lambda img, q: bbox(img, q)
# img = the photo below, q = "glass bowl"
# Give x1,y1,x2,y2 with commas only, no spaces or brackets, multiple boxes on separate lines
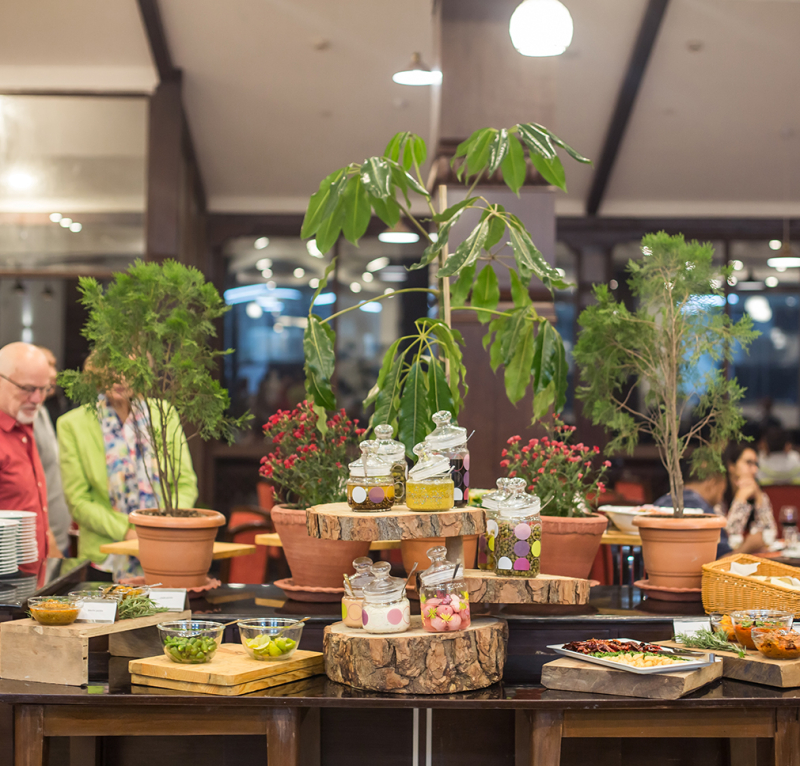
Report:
28,595,81,626
709,612,735,640
730,610,794,650
751,628,800,660
238,618,304,661
158,620,224,664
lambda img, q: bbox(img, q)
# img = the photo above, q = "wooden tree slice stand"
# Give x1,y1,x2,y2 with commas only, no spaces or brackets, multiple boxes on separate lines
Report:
324,616,506,694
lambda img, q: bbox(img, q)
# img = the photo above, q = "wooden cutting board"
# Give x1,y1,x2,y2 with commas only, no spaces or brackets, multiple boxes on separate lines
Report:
129,644,324,696
541,657,722,700
662,641,800,689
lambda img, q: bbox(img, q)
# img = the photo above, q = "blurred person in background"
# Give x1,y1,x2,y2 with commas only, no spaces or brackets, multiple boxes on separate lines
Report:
32,346,71,556
757,426,800,484
0,342,59,583
724,441,777,553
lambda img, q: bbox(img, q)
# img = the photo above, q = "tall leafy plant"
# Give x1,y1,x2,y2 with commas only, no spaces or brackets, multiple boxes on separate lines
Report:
301,123,591,454
573,232,758,516
60,259,252,515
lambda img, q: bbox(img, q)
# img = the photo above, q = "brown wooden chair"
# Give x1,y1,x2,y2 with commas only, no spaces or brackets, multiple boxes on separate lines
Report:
220,505,283,584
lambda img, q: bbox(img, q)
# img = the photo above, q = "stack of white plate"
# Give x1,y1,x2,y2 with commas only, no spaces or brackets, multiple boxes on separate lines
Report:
0,510,38,564
0,518,20,575
0,572,38,601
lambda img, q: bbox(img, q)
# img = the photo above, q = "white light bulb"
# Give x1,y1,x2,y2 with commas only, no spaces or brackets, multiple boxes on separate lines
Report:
309,278,320,288
5,170,36,191
254,237,269,250
245,302,263,319
267,280,277,289
769,240,782,251
509,0,574,57
366,257,391,272
256,258,272,270
731,260,744,271
384,288,395,295
378,231,419,244
362,272,374,283
49,213,62,223
306,240,323,258
261,268,273,278
69,222,82,233
293,267,305,278
350,282,362,294
765,276,779,288
59,218,73,228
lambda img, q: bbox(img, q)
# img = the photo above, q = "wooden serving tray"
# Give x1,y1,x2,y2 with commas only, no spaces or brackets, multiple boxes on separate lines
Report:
129,644,324,696
541,656,723,700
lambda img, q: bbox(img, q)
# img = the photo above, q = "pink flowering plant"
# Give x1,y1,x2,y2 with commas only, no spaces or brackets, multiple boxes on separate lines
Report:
499,418,610,517
260,400,366,509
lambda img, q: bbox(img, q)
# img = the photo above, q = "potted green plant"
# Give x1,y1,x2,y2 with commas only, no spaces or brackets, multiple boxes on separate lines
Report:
499,418,611,579
60,259,251,587
300,123,591,449
573,232,758,589
260,401,371,589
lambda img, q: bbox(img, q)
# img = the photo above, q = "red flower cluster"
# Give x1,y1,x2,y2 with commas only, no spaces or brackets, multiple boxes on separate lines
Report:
260,400,365,508
499,417,610,518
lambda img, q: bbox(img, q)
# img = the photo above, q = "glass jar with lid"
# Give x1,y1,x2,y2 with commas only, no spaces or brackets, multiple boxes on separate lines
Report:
424,411,470,507
361,561,410,634
494,479,541,577
373,424,407,506
346,441,394,512
477,478,512,570
419,546,471,633
341,556,374,628
405,443,454,512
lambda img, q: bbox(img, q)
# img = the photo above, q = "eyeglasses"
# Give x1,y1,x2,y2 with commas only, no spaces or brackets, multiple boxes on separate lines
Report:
0,374,50,398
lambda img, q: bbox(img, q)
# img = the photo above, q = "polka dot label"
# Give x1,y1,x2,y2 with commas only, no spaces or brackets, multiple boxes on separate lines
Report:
513,558,530,571
531,540,541,557
368,486,385,504
341,602,347,620
514,540,530,557
454,487,463,501
361,609,369,626
387,608,403,625
348,603,362,622
463,454,470,470
497,556,513,570
487,520,499,537
514,523,531,540
352,486,367,504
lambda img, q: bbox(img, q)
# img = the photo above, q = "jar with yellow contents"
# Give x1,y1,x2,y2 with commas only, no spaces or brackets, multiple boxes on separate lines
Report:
346,441,395,512
372,424,407,506
405,443,454,512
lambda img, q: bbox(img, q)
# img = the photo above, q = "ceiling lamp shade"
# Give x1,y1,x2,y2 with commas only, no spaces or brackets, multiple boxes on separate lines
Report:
378,220,420,244
392,53,442,86
509,0,574,57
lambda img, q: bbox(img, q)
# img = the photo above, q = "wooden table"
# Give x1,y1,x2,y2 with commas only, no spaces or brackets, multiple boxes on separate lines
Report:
600,530,643,585
98,540,256,560
254,532,401,551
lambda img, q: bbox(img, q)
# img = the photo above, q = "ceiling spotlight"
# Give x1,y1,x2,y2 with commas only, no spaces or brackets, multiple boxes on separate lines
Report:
366,256,390,272
731,260,744,271
509,0,574,57
362,272,374,283
769,240,782,251
350,282,363,294
261,268,273,278
254,236,270,250
293,267,305,278
59,218,73,228
309,278,320,289
765,276,779,288
378,221,419,244
256,258,272,271
69,222,82,233
245,301,263,319
306,239,323,258
5,170,37,191
49,213,62,223
392,52,442,86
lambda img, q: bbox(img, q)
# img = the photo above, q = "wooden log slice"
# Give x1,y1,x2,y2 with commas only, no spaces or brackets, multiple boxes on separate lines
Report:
306,502,486,541
464,570,591,604
324,616,507,694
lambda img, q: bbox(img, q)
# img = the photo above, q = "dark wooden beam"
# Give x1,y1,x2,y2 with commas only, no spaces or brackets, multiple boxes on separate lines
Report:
136,0,178,82
585,0,671,216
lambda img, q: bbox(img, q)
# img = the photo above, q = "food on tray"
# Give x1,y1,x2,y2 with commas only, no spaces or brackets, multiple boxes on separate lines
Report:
243,634,297,658
602,653,688,668
561,639,689,667
162,634,219,663
751,628,800,660
730,610,794,650
709,613,736,640
28,596,81,626
100,584,148,600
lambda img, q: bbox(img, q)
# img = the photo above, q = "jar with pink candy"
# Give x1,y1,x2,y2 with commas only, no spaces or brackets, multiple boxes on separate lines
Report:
419,546,471,633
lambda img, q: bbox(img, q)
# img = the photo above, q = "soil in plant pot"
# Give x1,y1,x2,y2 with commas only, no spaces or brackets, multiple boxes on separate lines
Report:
136,509,204,518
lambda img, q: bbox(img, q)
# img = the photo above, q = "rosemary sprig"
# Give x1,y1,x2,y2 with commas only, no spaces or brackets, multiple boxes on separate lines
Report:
117,595,169,620
674,629,747,658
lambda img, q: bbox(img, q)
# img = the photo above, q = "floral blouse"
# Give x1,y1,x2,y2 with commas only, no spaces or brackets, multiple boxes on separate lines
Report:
725,493,777,550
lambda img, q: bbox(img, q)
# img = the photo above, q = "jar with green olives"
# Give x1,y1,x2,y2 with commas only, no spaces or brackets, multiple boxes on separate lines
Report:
494,482,541,577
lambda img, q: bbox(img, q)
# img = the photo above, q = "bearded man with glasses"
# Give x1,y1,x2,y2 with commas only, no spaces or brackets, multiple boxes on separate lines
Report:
0,342,57,583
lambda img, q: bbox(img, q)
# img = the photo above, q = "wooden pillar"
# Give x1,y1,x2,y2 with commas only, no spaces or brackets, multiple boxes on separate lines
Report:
14,706,46,766
266,707,304,766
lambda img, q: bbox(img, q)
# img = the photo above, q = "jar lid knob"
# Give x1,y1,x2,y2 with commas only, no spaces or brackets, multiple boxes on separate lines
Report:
371,560,392,579
353,556,372,571
426,545,447,562
374,424,393,439
432,410,452,426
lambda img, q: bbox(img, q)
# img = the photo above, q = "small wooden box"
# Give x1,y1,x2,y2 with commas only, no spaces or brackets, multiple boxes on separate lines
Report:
0,610,190,687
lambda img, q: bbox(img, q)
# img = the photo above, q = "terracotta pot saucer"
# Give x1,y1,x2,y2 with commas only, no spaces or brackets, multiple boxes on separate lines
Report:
634,578,702,602
274,577,344,603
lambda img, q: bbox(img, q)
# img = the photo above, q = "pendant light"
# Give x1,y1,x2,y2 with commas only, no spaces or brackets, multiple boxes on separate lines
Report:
767,219,800,268
509,0,574,57
392,53,442,86
378,220,420,244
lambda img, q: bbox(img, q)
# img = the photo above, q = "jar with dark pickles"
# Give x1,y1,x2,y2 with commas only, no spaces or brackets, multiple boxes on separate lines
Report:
424,411,470,507
372,424,407,506
346,441,394,512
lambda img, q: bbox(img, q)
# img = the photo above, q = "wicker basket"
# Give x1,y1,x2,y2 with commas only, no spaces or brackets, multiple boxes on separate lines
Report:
702,554,800,615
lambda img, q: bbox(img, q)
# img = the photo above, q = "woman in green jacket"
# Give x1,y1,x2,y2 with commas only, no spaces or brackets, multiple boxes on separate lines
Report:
58,381,197,580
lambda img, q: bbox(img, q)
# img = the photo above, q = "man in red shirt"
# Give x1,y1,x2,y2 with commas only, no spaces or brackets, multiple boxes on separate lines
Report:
0,342,58,584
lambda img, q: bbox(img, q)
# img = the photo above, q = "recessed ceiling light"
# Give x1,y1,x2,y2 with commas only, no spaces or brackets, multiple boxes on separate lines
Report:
765,276,779,288
59,218,73,228
309,278,320,289
293,267,305,278
254,237,269,250
256,258,271,270
350,282,362,294
509,0,574,57
246,302,263,319
49,213,62,223
731,260,744,271
362,272,374,283
261,268,273,278
769,240,782,251
366,257,390,272
307,239,323,258
5,170,36,191
69,222,82,233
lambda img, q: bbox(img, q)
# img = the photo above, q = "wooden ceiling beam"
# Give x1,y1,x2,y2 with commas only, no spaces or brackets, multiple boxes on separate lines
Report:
136,0,178,82
585,0,671,216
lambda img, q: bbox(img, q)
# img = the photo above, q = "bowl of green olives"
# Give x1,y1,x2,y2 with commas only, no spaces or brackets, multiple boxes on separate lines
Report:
158,620,224,664
238,618,304,661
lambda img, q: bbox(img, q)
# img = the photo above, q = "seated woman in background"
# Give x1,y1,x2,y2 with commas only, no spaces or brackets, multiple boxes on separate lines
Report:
757,426,800,484
57,360,197,580
724,441,777,553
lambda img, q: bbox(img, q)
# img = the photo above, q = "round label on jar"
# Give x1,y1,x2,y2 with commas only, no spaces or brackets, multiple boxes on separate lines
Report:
487,519,499,537
352,486,367,504
497,556,513,570
514,540,530,557
531,540,541,557
387,607,403,625
513,558,530,571
514,523,532,540
368,486,385,504
453,487,463,501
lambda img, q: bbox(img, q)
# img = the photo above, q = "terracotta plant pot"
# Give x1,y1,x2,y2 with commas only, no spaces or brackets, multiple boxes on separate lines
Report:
129,509,226,588
271,505,370,588
400,535,478,576
633,513,726,589
539,514,609,580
